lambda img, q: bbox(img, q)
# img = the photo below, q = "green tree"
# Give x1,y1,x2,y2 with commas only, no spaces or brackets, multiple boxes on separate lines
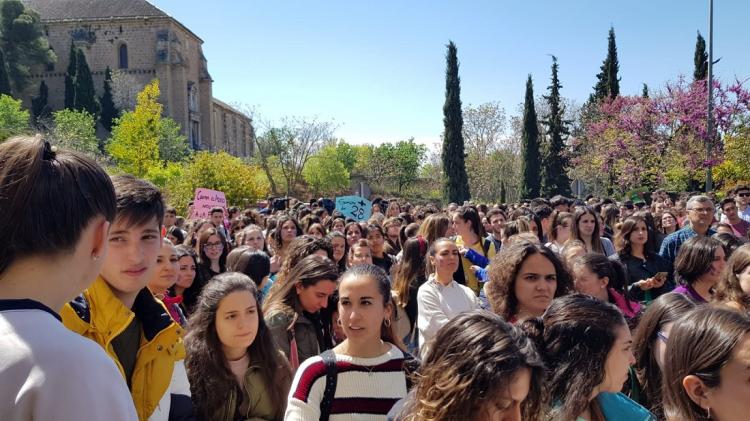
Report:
158,117,190,163
31,80,50,121
0,93,28,140
591,27,620,101
99,66,118,133
72,49,99,117
694,31,708,81
107,80,162,177
164,151,269,214
642,83,649,98
303,144,350,196
391,138,427,194
441,41,470,204
541,56,571,197
520,75,541,199
333,140,357,172
0,49,10,95
50,109,98,156
64,43,76,109
0,0,56,94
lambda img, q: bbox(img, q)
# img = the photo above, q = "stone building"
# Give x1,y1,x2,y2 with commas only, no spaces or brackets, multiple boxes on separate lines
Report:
21,0,253,158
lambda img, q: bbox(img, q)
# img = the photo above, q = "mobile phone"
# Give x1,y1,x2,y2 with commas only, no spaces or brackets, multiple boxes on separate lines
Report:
654,272,668,281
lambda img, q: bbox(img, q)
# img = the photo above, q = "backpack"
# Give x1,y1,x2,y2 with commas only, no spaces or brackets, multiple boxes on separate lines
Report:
318,349,420,421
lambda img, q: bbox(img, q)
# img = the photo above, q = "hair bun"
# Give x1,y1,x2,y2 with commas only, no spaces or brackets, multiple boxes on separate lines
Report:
42,141,57,161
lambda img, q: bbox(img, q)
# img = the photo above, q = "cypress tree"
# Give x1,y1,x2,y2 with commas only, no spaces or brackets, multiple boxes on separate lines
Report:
64,43,77,109
500,181,507,204
694,31,708,81
31,80,50,120
541,56,571,197
72,49,99,117
642,83,649,98
605,27,620,98
441,41,470,204
0,49,10,95
100,66,118,133
520,75,541,199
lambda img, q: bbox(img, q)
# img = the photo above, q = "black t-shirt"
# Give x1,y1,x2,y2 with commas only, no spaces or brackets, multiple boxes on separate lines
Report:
372,254,395,275
111,317,141,389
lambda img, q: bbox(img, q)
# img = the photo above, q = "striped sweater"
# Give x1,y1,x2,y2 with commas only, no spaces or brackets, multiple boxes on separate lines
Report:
285,345,408,420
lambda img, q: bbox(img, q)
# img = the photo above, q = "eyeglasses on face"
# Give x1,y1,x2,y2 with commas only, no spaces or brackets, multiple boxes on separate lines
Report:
205,241,224,249
689,207,713,214
738,192,750,197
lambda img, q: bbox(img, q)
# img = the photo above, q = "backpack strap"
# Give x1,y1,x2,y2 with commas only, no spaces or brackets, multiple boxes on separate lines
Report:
482,238,492,257
319,350,338,421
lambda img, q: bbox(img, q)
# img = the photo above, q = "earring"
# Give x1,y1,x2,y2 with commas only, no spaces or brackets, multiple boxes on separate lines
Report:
384,318,391,328
92,254,101,261
706,407,712,419
336,318,342,326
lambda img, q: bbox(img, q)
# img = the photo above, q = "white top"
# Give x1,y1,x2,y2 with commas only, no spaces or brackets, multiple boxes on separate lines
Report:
0,300,137,421
416,277,479,358
285,345,408,420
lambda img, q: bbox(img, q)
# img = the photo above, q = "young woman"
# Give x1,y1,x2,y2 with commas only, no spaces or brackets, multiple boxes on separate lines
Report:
286,264,411,420
631,293,696,419
263,255,339,370
187,219,215,251
344,221,366,248
561,239,587,264
241,224,269,254
147,239,186,326
391,236,428,352
197,227,228,284
545,210,572,253
662,306,750,421
383,217,403,255
306,223,326,239
0,137,136,420
386,201,402,218
395,311,544,421
522,294,654,421
452,206,496,295
570,207,616,256
270,216,302,272
272,236,333,287
417,238,478,358
226,246,273,301
172,245,197,311
367,224,396,275
328,231,347,273
166,225,185,247
655,210,680,236
416,213,451,246
348,239,373,268
600,204,620,240
485,241,572,324
329,217,346,234
614,216,674,303
673,236,726,303
713,243,750,312
185,273,292,420
571,254,641,321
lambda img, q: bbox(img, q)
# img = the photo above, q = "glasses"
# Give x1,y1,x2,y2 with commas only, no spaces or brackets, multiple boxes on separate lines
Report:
738,193,750,197
657,331,669,343
205,241,224,249
689,207,714,214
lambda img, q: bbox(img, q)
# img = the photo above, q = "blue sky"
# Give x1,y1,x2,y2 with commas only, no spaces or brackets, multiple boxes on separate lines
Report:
151,1,749,148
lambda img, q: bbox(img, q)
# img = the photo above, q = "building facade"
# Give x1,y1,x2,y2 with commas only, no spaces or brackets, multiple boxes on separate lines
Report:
21,0,253,158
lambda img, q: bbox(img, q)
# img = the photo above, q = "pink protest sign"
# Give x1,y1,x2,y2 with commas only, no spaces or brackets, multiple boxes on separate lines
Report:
190,188,227,219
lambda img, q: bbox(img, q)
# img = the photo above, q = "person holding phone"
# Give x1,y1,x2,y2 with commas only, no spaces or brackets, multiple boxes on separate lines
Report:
614,216,674,304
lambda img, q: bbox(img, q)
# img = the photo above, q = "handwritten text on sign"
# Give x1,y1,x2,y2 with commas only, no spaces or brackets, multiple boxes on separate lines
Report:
191,188,227,219
335,196,372,222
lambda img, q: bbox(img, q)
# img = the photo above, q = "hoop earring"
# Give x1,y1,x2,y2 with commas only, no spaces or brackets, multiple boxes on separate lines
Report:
384,318,391,328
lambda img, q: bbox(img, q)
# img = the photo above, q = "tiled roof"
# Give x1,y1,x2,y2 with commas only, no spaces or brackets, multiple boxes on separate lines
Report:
22,0,168,21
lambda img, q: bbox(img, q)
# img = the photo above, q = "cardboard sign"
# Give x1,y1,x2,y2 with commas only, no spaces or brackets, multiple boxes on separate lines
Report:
335,196,372,222
191,188,227,219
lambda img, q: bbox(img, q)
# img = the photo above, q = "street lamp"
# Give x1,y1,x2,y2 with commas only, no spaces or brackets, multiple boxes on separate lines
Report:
706,0,714,192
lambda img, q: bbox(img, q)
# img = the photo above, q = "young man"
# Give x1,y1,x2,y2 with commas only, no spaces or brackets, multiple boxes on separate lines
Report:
61,175,193,421
209,206,228,238
719,197,750,238
485,209,506,251
0,137,136,420
163,206,177,230
732,185,750,222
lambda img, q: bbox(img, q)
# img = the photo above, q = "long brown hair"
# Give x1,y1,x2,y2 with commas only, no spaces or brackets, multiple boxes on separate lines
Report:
184,272,292,419
663,306,750,421
198,227,228,271
713,243,750,310
263,254,339,319
417,213,451,246
400,311,544,421
273,235,333,287
631,293,696,419
392,236,427,308
570,207,604,254
615,215,655,257
485,241,572,321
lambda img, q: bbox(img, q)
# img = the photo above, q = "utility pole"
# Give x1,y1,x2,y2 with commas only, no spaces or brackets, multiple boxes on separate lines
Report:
706,0,714,192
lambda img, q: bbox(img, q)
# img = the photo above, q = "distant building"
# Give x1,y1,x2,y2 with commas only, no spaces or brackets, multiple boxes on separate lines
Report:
21,0,253,158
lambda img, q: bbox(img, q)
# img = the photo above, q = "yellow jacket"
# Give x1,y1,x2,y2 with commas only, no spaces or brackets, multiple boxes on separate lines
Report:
455,235,497,294
61,277,187,420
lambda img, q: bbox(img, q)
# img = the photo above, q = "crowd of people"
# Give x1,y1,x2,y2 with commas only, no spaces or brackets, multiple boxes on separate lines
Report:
3,135,750,420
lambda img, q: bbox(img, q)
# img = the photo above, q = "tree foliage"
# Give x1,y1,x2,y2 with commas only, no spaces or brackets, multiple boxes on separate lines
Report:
50,109,98,157
31,80,50,122
0,49,10,95
303,144,350,196
462,101,510,201
0,0,56,94
64,43,76,109
591,27,621,102
72,49,99,118
694,31,708,81
107,80,162,177
0,93,28,140
441,41,470,204
164,151,269,215
158,117,191,163
100,66,119,133
541,56,571,196
520,75,541,199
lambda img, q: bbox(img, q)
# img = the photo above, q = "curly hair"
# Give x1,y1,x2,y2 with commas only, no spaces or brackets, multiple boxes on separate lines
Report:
521,294,627,421
399,311,544,421
485,241,572,321
184,272,292,420
713,243,750,311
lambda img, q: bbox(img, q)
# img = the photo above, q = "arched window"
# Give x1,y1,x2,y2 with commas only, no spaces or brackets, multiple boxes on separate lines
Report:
118,44,128,69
